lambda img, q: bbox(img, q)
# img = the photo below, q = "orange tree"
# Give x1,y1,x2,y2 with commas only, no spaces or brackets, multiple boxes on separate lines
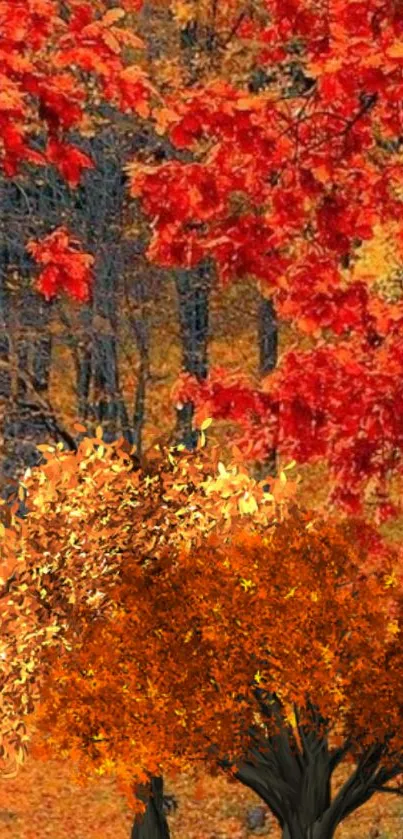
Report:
0,425,298,804
19,478,403,839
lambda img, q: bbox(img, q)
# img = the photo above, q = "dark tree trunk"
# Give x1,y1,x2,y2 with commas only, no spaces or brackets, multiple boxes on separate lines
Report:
253,294,278,485
0,244,12,401
281,822,336,839
217,693,403,839
0,282,55,514
73,128,133,445
173,259,212,450
130,313,149,460
0,157,80,515
130,776,170,839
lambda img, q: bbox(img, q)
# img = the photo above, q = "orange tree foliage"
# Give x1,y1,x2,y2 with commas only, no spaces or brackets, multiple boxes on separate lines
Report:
22,496,403,838
0,423,299,783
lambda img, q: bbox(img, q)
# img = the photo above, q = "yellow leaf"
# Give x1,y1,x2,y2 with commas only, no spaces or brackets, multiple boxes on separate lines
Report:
280,471,287,484
95,426,103,440
240,578,254,591
172,0,195,25
320,644,334,665
283,460,297,471
286,710,297,729
118,30,145,50
238,493,258,515
200,417,213,431
235,95,265,111
284,586,299,599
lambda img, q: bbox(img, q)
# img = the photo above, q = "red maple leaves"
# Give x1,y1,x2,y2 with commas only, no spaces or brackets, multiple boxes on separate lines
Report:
172,314,403,521
122,0,403,521
0,0,149,179
0,0,153,303
2,0,403,521
26,226,94,301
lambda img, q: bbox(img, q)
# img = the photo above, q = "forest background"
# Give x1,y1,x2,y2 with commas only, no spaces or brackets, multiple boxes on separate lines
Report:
1,0,403,837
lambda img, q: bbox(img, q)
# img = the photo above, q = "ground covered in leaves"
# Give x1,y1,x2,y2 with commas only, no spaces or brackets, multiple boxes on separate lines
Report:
0,747,402,839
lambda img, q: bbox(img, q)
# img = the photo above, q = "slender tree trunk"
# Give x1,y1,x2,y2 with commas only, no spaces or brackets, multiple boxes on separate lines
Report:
130,777,170,839
129,313,149,460
1,285,54,511
253,294,278,485
174,259,212,450
79,128,131,444
0,174,56,505
0,243,12,403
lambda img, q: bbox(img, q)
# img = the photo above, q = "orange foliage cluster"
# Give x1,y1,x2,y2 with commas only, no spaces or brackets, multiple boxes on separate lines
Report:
24,489,403,827
0,425,298,790
0,425,401,831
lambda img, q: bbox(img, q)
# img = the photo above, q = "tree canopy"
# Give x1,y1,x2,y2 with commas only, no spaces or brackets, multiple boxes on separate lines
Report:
22,494,403,838
0,425,297,780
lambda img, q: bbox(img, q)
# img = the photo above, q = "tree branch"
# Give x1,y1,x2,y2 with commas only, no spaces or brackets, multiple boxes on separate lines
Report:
377,785,403,795
0,359,77,452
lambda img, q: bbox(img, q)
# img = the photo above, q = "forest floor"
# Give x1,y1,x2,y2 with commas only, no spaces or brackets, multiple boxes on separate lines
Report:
0,734,402,839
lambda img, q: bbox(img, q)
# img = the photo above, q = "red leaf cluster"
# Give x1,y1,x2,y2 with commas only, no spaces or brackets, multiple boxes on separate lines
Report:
26,226,94,301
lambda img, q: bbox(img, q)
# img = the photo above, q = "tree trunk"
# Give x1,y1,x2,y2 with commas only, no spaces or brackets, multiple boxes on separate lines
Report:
0,172,56,504
130,776,170,839
76,128,132,445
253,294,278,485
280,819,337,839
0,283,54,515
174,259,212,450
